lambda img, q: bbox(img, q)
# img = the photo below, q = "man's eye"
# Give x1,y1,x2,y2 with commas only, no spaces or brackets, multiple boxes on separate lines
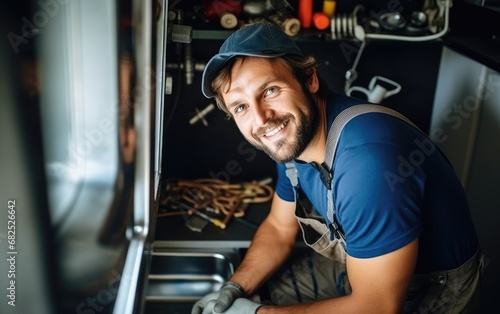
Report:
234,104,246,114
264,87,277,96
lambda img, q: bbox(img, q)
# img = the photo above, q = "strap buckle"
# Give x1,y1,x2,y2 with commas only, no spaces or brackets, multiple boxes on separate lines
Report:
329,221,346,249
318,162,332,189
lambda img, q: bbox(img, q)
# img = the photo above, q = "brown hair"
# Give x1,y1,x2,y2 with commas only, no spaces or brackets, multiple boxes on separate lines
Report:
211,54,331,118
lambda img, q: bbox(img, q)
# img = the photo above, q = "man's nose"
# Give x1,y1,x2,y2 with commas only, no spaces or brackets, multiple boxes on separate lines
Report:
251,101,272,126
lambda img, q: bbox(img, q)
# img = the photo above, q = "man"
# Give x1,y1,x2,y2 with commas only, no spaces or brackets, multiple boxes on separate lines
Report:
192,22,485,314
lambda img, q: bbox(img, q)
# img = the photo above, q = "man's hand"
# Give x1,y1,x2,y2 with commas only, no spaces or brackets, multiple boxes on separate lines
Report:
191,282,244,314
215,298,263,314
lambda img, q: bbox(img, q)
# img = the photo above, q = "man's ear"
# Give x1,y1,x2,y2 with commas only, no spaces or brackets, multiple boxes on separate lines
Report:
306,69,319,93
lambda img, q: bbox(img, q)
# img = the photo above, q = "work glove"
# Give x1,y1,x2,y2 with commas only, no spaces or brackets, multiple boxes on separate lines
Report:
214,298,263,314
191,281,244,314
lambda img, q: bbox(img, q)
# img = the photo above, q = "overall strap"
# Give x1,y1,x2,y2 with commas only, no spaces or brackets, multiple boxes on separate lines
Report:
285,162,299,195
323,104,419,172
322,104,421,247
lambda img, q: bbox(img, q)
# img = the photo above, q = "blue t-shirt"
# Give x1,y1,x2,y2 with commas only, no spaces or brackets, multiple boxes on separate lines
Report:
275,93,478,274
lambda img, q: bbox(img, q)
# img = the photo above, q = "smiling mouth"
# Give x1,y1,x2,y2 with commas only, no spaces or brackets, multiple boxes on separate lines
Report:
264,120,289,137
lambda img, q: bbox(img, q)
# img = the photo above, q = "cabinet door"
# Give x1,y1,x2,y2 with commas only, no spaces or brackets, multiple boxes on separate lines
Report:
430,47,487,185
462,65,500,312
430,46,500,313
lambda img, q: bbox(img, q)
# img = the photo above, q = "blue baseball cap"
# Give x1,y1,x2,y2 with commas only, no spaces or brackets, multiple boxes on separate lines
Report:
201,22,304,98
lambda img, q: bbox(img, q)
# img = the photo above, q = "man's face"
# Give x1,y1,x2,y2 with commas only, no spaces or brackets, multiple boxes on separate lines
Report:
221,57,317,163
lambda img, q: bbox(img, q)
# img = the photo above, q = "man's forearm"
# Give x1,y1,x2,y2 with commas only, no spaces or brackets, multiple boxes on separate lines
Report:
229,218,298,296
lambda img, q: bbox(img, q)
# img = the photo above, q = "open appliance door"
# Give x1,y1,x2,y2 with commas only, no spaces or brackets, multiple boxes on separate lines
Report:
0,0,168,313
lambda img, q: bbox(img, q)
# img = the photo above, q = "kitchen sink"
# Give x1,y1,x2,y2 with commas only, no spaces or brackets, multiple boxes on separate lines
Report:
145,251,236,304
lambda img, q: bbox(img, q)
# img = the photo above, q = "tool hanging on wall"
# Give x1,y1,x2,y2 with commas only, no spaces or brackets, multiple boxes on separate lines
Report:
189,103,215,126
159,178,274,231
346,76,402,104
341,5,367,95
328,5,368,95
343,38,365,95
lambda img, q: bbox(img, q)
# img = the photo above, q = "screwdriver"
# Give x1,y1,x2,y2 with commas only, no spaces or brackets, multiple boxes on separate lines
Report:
193,210,226,229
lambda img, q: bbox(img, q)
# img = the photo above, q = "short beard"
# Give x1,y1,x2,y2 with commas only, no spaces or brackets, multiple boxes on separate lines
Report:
250,86,319,163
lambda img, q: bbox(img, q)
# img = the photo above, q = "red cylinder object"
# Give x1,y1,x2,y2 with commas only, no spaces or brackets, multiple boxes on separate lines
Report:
313,12,330,30
204,0,242,21
298,0,313,29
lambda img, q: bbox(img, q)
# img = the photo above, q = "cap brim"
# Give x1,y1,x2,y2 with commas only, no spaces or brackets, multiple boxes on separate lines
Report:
201,51,286,98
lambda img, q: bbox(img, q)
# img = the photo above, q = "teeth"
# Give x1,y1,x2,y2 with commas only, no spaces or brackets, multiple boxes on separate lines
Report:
265,121,287,137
